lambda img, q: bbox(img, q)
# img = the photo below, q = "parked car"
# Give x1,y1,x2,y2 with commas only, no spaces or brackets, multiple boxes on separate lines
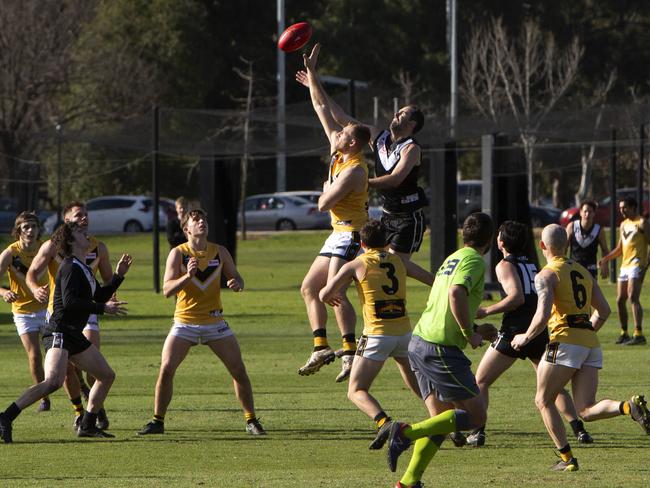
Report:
241,193,330,230
559,188,650,227
530,205,562,227
44,195,169,234
0,198,54,234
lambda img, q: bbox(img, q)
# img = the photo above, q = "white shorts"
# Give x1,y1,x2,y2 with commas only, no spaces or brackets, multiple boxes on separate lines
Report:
170,321,234,345
13,310,47,336
543,342,603,369
83,314,100,332
355,333,411,361
319,231,362,261
618,265,643,281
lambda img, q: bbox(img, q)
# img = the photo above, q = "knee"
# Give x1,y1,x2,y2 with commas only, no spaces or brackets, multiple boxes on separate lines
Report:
535,393,553,411
101,367,116,386
44,377,64,393
230,363,250,383
616,295,627,307
158,363,176,382
300,280,318,300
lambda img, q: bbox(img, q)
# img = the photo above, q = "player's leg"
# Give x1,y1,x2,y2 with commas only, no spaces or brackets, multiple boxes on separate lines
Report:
535,357,578,470
465,343,516,445
207,334,265,435
298,256,336,375
531,358,592,443
347,355,384,418
394,357,421,399
328,255,357,382
0,346,68,443
70,345,115,436
138,333,192,434
81,318,109,429
626,277,646,344
570,365,618,420
616,277,630,343
19,331,48,405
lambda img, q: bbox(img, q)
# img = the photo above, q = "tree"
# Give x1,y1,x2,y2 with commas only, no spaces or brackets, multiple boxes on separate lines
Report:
461,17,583,202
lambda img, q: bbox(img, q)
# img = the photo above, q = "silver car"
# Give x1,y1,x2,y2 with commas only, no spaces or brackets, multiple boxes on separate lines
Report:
242,193,330,230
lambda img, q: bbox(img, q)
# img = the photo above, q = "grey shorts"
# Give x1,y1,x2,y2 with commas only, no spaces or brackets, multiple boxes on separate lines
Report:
408,334,479,403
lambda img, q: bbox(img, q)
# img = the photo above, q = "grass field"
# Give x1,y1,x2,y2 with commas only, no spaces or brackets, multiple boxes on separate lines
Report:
0,231,649,487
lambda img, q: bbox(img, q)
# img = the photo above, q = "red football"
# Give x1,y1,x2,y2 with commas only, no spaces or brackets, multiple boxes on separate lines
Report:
278,22,312,52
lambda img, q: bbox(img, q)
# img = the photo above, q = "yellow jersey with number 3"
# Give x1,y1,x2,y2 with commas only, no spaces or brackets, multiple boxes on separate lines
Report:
545,256,598,348
354,249,410,336
174,242,224,325
328,151,369,232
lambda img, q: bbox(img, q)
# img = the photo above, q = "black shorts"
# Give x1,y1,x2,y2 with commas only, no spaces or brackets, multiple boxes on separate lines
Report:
43,329,92,357
492,330,549,361
381,209,426,254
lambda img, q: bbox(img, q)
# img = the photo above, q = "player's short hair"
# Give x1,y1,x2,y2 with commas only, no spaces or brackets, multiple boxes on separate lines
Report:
175,196,189,207
52,221,83,257
11,211,41,240
462,212,494,249
621,196,638,209
181,208,207,229
580,200,598,211
360,220,387,249
406,105,425,134
348,123,371,147
497,220,528,255
63,201,86,217
541,224,568,252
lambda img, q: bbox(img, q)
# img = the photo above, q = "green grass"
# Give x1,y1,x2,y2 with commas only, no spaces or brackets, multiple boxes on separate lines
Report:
0,231,649,487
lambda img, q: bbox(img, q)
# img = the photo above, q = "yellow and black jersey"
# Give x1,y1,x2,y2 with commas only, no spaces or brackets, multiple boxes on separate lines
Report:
5,241,47,314
47,235,102,313
621,217,648,268
354,249,410,336
545,256,598,348
328,151,369,232
174,242,224,325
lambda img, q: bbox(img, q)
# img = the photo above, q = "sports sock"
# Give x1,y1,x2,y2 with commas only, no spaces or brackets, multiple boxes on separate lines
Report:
559,443,573,462
80,410,97,430
313,329,329,351
404,409,470,440
4,402,22,422
400,435,444,486
633,328,643,335
569,419,584,435
342,333,356,354
244,412,256,423
153,414,165,424
374,411,390,429
620,327,628,334
70,396,84,416
620,401,631,415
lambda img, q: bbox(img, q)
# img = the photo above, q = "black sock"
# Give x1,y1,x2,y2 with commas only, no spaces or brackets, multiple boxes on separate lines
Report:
81,411,98,430
4,403,22,422
569,419,584,435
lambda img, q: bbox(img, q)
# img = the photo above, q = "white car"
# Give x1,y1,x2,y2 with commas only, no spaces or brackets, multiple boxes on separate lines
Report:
44,195,168,234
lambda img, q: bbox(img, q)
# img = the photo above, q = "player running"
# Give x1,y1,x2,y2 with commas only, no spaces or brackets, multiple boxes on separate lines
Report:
465,220,592,447
599,196,650,345
382,213,494,488
0,212,50,412
319,220,433,448
138,209,265,436
297,44,371,382
511,224,650,472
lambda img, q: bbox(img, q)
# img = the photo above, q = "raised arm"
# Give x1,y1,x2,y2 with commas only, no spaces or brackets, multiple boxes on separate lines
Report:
369,144,421,189
219,245,244,292
303,44,339,151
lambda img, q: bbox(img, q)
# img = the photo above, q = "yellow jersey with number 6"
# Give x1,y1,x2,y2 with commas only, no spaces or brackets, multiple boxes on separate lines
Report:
545,256,598,348
354,249,410,336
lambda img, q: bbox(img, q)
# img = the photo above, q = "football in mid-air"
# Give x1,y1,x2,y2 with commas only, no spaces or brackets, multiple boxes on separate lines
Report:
278,22,312,52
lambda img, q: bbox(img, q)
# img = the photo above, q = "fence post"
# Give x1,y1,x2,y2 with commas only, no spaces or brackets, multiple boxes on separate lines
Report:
152,105,160,293
609,129,617,283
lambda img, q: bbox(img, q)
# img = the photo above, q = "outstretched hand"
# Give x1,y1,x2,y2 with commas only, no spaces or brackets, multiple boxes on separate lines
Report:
116,254,133,277
302,43,320,72
295,70,308,87
105,300,128,316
